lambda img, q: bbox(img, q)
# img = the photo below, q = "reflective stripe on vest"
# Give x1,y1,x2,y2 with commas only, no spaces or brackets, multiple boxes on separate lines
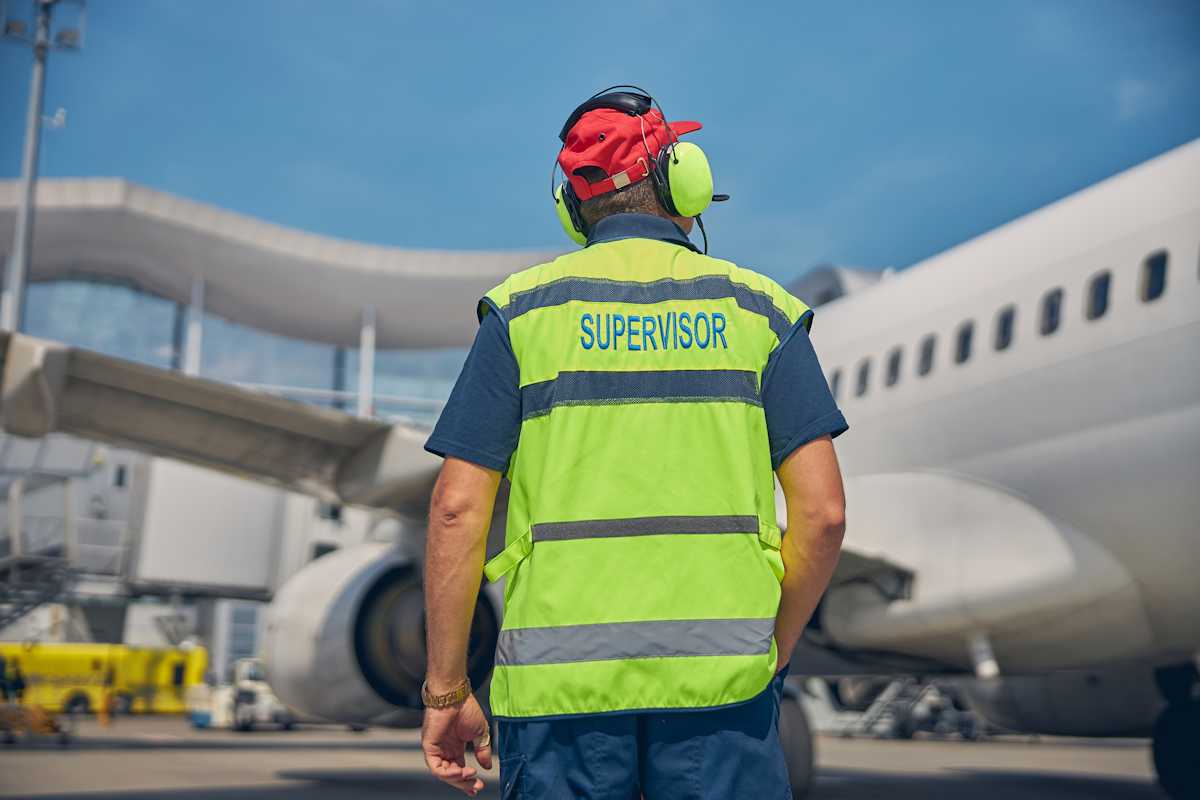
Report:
521,369,760,421
533,514,759,542
495,618,776,667
481,237,812,718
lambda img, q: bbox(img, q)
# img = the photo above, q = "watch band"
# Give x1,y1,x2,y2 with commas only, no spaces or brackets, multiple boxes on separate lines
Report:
421,678,471,710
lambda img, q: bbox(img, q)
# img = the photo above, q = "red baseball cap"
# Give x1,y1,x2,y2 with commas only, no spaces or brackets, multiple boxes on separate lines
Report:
558,106,703,201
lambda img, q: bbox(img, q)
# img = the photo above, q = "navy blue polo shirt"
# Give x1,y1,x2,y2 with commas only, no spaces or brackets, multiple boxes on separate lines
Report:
425,213,847,472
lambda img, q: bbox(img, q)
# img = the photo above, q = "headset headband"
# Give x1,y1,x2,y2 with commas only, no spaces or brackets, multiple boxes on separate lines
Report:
558,92,652,142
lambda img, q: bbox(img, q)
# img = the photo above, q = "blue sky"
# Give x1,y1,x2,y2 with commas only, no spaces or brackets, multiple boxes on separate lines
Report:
2,0,1199,283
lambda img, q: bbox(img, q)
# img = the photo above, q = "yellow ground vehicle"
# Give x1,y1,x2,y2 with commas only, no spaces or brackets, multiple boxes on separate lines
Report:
0,642,207,715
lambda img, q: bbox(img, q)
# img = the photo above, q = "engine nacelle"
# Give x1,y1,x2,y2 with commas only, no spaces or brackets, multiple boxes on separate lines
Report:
262,542,499,724
960,664,1164,737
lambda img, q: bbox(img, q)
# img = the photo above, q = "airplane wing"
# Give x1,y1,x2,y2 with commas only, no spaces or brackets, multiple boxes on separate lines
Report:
0,332,441,516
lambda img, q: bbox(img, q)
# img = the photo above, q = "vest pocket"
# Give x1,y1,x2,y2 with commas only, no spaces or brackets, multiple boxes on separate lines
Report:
483,529,533,583
758,521,785,582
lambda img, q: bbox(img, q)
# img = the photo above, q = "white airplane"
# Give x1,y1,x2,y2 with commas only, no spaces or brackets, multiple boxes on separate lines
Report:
2,138,1196,798
798,137,1199,796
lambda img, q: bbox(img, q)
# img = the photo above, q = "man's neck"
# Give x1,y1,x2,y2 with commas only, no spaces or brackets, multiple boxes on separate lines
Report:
585,213,698,252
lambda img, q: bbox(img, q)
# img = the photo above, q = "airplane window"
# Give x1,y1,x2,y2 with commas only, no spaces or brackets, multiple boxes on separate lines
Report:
855,359,871,397
828,369,842,400
994,305,1016,351
917,335,936,376
955,322,973,364
1041,288,1063,335
1087,271,1111,320
1140,250,1168,302
885,347,902,387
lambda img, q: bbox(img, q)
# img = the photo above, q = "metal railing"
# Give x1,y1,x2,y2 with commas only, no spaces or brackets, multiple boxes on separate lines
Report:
0,514,126,576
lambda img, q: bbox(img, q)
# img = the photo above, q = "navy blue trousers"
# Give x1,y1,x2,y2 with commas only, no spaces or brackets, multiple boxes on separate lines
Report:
496,669,791,799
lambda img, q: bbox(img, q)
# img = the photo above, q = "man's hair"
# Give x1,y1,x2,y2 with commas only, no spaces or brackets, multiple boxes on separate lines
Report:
575,167,663,227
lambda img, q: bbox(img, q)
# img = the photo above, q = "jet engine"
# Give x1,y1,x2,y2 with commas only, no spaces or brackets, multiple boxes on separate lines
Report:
261,542,499,724
960,664,1164,737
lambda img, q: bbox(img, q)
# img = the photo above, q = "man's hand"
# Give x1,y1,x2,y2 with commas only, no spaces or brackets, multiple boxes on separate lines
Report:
421,693,493,796
422,458,501,794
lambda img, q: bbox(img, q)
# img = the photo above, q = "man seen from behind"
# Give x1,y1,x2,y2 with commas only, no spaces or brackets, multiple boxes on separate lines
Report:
420,86,848,798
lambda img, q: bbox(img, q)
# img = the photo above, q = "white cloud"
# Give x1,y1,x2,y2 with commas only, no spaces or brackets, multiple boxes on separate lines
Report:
1114,78,1166,121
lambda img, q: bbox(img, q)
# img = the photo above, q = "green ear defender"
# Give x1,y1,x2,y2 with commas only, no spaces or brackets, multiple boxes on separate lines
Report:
552,140,715,246
554,183,588,246
656,141,714,218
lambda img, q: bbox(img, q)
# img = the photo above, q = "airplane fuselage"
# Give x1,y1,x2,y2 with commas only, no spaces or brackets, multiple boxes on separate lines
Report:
811,140,1200,672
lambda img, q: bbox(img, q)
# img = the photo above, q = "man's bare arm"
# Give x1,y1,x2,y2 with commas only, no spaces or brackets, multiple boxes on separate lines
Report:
773,434,846,669
424,457,502,692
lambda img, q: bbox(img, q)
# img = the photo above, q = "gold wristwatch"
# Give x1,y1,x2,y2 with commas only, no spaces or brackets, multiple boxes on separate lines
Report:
421,678,471,709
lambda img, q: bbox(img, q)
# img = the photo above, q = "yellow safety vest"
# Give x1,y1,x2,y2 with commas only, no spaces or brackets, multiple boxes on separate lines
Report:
481,236,812,718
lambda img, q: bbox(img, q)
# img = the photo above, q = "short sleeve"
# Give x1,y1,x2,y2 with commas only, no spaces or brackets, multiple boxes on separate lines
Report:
761,319,848,470
424,309,522,472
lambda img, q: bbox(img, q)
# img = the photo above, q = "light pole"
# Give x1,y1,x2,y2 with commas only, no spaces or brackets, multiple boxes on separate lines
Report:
1,0,85,332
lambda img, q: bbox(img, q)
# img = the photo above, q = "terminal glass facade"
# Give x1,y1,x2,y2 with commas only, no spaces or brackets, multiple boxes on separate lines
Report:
22,277,465,426
26,279,178,370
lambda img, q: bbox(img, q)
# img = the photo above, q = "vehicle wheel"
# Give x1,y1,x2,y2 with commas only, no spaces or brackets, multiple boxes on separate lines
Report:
64,695,91,716
891,711,917,740
347,723,368,733
233,703,254,732
959,716,979,741
778,688,816,799
1155,664,1198,706
1153,702,1200,800
113,693,134,715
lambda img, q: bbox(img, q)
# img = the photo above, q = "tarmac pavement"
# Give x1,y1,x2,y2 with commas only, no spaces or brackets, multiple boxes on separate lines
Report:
0,716,1161,799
